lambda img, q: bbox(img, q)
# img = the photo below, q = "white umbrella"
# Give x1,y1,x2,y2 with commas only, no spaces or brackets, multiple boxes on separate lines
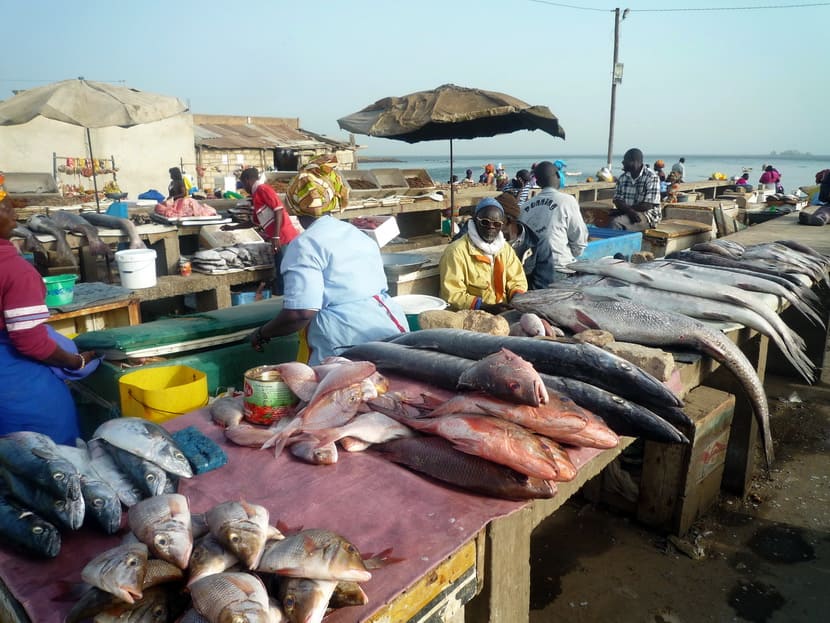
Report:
0,77,189,209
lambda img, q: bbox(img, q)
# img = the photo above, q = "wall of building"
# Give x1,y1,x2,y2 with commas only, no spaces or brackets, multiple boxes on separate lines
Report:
0,114,196,198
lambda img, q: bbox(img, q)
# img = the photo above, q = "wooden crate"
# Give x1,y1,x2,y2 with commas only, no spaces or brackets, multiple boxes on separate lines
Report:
637,385,735,536
641,219,715,257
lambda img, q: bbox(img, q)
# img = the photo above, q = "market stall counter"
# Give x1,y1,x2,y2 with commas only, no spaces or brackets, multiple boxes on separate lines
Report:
0,376,633,623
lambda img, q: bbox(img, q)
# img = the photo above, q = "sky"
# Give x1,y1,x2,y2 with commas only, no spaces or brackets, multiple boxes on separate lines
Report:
3,0,828,159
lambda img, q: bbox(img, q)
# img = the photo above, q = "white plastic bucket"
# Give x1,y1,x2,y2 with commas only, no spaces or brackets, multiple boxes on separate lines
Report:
116,249,158,289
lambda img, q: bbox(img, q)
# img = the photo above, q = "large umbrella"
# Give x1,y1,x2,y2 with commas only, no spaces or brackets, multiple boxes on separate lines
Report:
0,77,188,209
337,83,565,215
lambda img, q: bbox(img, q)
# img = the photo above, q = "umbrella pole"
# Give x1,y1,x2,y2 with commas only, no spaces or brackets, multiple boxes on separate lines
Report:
86,127,101,212
449,139,455,234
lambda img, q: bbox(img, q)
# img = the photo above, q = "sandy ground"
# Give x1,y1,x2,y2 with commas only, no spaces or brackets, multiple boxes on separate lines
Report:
528,375,830,623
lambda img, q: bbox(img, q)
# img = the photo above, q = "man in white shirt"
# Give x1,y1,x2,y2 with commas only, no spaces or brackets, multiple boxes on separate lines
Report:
518,161,588,281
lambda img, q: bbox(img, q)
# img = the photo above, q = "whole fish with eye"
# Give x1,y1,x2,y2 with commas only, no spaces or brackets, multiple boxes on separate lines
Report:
55,443,123,534
206,500,274,570
80,211,146,250
26,213,77,265
288,435,339,465
0,431,82,501
307,410,416,449
103,441,169,497
0,467,85,530
50,209,114,258
92,418,193,479
128,493,193,569
511,289,775,469
10,224,47,256
187,533,240,587
457,348,549,406
257,529,374,582
278,577,338,623
81,542,149,604
0,486,61,558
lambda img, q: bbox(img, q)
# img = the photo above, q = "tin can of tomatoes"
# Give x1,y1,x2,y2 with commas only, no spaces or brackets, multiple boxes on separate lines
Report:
242,366,298,425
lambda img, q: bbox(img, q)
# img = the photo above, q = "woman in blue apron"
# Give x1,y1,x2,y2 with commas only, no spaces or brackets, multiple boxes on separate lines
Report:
0,188,98,444
249,157,408,364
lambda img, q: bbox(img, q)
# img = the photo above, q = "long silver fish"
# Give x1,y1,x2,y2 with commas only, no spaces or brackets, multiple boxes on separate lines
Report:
0,431,82,501
512,289,775,468
93,418,193,479
84,438,145,507
80,211,146,250
11,225,48,256
26,213,77,265
0,467,85,530
104,442,169,497
50,209,113,258
128,493,193,569
56,443,122,534
0,489,61,558
742,242,828,285
666,249,812,290
560,273,815,383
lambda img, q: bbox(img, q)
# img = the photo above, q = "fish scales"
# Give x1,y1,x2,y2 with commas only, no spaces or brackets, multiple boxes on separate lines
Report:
257,529,371,582
0,431,82,501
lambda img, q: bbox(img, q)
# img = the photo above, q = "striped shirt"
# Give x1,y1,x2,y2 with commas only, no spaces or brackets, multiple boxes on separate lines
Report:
613,166,662,227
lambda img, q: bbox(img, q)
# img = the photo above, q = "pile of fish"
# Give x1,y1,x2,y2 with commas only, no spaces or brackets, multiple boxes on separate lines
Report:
510,238,829,470
0,419,193,558
64,494,391,623
192,243,274,273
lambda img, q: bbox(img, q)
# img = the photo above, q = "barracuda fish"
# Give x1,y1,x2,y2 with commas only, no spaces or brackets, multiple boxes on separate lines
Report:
104,442,169,498
55,443,122,535
0,487,61,558
26,214,77,265
385,329,683,413
643,259,824,328
511,289,775,468
93,418,193,479
50,209,113,258
666,250,812,290
0,431,82,501
190,572,272,623
80,211,146,250
741,242,828,285
81,542,149,604
558,273,816,383
691,240,744,258
0,467,85,530
206,500,272,570
10,224,47,256
372,436,558,500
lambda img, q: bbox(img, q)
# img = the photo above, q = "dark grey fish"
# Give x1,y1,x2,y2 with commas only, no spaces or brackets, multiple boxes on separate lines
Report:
80,211,145,250
0,489,61,558
512,289,774,469
666,250,809,289
387,329,683,412
55,443,122,534
0,468,84,530
26,213,77,265
0,431,82,501
93,418,193,479
10,225,47,255
373,436,558,500
50,209,113,258
104,442,168,497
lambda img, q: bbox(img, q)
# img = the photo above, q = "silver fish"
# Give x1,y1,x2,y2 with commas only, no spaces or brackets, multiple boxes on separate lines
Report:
0,431,82,501
84,438,145,507
188,533,239,586
278,577,337,623
209,396,245,428
128,494,193,569
288,435,339,465
104,442,169,497
80,211,146,250
309,411,416,448
0,488,61,558
206,500,270,569
93,418,193,479
55,443,122,534
0,467,85,530
512,289,775,468
50,209,113,258
81,542,149,604
26,213,77,265
257,529,372,582
190,572,271,623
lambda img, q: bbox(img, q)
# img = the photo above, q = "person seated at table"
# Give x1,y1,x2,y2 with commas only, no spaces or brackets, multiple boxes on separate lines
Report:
249,156,408,364
440,197,527,313
0,187,98,444
156,167,217,218
609,148,662,232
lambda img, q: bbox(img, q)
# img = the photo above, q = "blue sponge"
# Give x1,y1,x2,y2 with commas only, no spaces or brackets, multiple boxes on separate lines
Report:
172,426,228,474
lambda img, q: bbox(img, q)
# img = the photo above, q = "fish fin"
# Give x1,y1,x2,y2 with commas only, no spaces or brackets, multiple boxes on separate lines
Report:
302,535,321,555
603,277,632,288
239,499,255,517
276,519,303,536
363,547,404,569
30,448,55,461
266,525,285,540
574,310,602,330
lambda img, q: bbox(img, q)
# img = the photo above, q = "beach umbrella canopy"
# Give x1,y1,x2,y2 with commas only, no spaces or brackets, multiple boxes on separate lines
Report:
337,83,565,143
0,78,189,208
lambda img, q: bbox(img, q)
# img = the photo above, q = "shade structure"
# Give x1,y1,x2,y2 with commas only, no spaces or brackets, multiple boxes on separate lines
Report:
0,78,189,209
337,83,565,143
337,84,565,217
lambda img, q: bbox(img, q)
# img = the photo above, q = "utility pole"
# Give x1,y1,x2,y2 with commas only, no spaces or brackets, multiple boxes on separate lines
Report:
606,8,626,168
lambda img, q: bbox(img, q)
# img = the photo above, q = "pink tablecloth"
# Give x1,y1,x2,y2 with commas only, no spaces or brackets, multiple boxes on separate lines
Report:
0,377,607,622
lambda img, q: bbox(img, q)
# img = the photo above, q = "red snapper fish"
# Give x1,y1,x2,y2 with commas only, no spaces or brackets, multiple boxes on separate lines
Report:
456,348,549,406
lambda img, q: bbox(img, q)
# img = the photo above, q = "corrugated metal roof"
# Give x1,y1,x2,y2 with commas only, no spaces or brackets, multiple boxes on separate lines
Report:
193,115,349,150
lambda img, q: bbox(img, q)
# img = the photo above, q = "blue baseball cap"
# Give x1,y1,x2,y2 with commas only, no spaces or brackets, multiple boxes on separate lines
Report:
474,197,505,216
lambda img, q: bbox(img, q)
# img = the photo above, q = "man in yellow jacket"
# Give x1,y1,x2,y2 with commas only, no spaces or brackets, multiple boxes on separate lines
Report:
440,197,527,313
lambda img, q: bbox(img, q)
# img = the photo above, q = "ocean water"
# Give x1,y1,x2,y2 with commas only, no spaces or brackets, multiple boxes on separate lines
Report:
361,154,827,195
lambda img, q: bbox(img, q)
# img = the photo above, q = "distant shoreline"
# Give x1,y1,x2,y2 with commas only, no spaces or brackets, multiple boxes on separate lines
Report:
360,153,829,161
357,156,405,163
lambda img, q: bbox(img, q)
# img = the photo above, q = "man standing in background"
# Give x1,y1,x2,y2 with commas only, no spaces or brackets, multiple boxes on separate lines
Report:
610,148,662,232
670,157,686,182
519,161,588,281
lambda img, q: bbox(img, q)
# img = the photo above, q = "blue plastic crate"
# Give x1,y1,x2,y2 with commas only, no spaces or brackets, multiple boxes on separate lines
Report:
580,225,642,261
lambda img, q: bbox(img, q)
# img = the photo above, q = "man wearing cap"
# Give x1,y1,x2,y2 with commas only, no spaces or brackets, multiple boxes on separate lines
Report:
610,148,662,232
440,197,527,313
249,157,408,364
519,161,588,281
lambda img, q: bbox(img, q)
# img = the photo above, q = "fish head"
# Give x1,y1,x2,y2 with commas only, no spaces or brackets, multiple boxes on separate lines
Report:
157,445,194,479
217,522,268,569
280,578,334,623
150,522,193,569
318,535,372,583
82,480,123,534
330,581,369,607
22,512,61,558
188,535,238,586
81,543,148,605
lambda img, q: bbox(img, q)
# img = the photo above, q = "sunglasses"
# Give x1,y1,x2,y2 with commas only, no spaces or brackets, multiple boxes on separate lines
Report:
475,217,504,229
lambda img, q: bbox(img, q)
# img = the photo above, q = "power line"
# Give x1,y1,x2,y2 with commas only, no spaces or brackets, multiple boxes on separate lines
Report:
530,0,830,11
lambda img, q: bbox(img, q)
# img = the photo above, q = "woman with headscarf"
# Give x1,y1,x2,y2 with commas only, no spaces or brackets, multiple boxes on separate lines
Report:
440,197,527,313
249,157,408,364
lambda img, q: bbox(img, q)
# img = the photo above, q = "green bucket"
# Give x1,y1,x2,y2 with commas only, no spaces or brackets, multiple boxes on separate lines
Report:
43,274,78,307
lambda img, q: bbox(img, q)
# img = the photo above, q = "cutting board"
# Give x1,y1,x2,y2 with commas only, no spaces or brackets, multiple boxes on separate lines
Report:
645,219,714,240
